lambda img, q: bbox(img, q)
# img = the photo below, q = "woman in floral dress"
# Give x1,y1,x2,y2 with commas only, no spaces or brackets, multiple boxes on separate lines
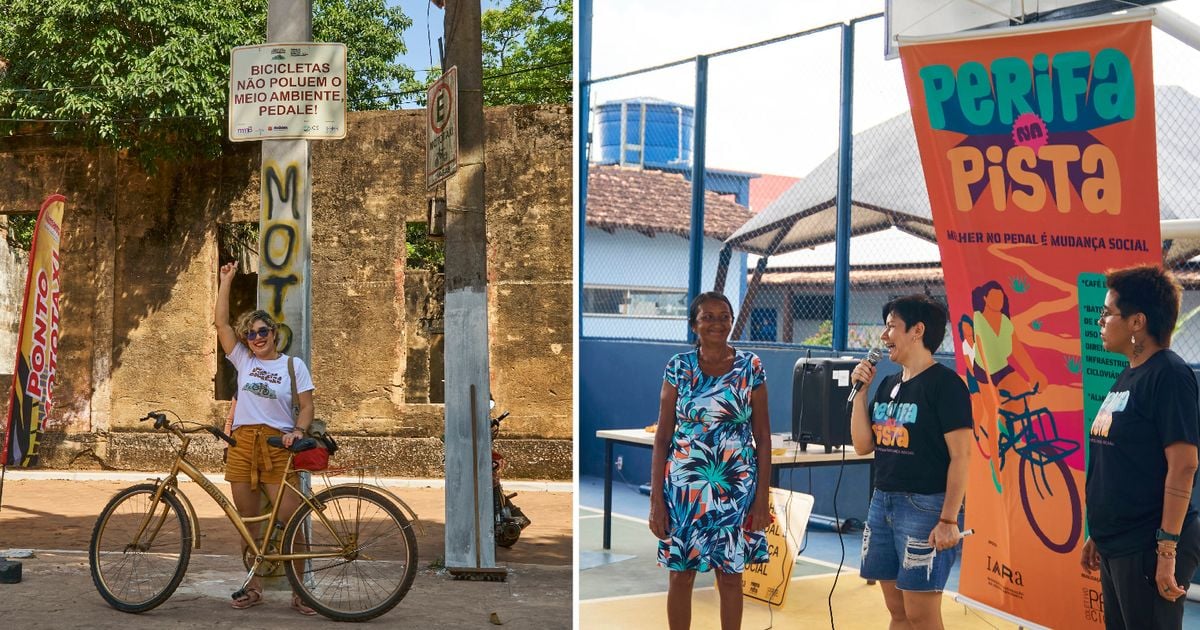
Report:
649,292,772,630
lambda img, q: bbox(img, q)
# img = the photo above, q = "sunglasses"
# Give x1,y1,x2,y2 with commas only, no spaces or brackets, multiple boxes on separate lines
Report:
245,327,274,340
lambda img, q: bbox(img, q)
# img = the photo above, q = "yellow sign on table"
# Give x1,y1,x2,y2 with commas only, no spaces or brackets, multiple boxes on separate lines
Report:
741,488,815,607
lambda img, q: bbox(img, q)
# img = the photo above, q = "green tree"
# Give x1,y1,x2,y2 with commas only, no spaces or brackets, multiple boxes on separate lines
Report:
406,222,444,272
410,0,571,106
0,0,412,167
481,0,571,105
4,215,35,251
802,320,833,346
315,0,414,110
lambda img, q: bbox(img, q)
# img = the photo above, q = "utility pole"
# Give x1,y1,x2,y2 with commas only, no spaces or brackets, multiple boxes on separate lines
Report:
259,0,313,588
261,0,313,364
441,0,499,575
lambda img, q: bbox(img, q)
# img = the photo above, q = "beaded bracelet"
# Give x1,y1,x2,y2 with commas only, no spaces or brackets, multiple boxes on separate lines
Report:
1158,548,1178,559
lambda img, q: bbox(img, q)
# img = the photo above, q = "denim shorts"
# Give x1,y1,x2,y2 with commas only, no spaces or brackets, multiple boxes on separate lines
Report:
860,489,960,592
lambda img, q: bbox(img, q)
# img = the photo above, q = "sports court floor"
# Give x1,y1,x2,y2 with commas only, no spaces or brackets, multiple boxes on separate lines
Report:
578,476,1200,629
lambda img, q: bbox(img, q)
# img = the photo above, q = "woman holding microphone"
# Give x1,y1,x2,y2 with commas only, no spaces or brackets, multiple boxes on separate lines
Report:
850,294,973,630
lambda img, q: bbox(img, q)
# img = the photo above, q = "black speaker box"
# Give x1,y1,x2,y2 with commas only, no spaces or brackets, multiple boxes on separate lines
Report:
791,357,859,452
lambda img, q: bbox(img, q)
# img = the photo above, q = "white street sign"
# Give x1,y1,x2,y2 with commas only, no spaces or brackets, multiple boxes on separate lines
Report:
229,43,347,142
427,66,459,189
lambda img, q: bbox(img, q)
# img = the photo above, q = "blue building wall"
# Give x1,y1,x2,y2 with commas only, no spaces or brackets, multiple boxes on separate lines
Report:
580,337,888,521
582,227,748,341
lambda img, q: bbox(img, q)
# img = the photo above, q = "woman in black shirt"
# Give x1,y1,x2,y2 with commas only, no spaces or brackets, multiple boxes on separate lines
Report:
1082,264,1200,630
850,294,973,629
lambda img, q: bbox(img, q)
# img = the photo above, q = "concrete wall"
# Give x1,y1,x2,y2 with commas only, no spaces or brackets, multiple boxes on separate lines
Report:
0,105,571,479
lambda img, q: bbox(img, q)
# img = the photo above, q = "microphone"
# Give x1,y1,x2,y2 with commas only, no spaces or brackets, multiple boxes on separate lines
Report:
847,347,883,403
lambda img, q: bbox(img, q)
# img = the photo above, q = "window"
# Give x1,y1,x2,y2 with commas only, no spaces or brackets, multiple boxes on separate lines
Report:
750,308,777,342
215,222,260,401
583,286,687,318
792,294,835,321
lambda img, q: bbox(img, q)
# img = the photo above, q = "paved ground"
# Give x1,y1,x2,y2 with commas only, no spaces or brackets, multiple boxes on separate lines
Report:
0,472,572,628
580,475,1200,628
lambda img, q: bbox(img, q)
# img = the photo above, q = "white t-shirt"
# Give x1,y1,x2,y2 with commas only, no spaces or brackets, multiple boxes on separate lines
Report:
227,343,315,432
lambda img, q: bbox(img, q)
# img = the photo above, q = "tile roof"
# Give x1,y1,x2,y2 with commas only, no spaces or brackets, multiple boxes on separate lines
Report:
586,164,754,240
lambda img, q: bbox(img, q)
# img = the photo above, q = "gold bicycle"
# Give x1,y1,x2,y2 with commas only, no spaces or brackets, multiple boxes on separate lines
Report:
87,411,419,622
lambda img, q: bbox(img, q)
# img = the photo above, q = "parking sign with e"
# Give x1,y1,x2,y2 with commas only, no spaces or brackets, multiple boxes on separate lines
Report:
426,66,459,189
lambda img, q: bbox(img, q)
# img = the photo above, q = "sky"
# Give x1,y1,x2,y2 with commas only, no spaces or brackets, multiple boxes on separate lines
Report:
388,0,505,82
586,0,1200,178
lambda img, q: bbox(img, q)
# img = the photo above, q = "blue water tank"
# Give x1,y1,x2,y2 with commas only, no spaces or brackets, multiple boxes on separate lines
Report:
594,98,693,168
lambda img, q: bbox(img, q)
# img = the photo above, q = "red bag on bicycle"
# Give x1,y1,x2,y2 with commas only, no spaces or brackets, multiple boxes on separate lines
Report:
293,440,330,472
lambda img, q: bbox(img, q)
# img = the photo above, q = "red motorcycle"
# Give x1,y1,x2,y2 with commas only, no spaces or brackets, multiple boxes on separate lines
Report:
491,404,531,548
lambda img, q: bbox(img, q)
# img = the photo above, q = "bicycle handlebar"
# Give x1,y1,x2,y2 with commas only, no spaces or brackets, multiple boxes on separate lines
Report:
998,382,1041,402
139,410,238,447
139,411,168,429
266,436,319,452
205,426,237,447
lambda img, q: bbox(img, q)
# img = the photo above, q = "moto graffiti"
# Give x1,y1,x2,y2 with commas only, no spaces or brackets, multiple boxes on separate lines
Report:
261,161,305,353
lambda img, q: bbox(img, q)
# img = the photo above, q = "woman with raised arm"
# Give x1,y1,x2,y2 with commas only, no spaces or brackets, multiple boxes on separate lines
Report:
215,261,317,616
1082,264,1200,630
648,291,772,630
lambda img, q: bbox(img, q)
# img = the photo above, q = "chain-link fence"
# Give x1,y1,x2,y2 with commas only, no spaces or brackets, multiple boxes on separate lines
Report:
582,12,1200,362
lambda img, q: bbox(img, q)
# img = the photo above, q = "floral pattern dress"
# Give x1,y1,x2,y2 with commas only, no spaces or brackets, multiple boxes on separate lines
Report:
658,349,769,573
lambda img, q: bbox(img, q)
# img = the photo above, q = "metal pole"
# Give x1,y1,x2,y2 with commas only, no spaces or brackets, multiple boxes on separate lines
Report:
832,22,854,353
1154,6,1200,51
687,55,709,343
442,0,497,571
713,244,732,294
261,0,313,589
261,0,313,364
578,0,592,339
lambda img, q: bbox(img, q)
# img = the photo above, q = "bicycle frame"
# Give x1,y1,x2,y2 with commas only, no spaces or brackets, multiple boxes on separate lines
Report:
131,426,350,565
996,389,1078,468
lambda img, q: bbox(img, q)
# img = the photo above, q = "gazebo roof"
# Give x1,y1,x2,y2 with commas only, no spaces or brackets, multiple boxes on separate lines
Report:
728,85,1200,267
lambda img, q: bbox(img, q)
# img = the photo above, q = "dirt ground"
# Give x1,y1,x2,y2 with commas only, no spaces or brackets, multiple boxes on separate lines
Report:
0,476,572,628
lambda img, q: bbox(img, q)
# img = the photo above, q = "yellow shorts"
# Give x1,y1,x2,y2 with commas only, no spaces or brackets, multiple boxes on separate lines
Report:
224,424,297,490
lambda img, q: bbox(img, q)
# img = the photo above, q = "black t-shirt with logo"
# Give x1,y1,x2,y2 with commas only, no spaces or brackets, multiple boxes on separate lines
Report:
869,362,973,494
1086,349,1200,558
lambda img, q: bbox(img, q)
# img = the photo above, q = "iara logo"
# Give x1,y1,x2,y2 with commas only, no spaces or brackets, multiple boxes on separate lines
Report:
986,556,1024,586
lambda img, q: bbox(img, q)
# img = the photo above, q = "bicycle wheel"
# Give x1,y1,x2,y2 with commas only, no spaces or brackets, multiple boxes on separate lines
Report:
1019,448,1082,554
89,483,192,613
282,485,417,622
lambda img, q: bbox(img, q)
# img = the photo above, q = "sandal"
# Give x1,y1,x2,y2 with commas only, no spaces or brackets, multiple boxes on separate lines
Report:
231,588,264,610
291,594,318,616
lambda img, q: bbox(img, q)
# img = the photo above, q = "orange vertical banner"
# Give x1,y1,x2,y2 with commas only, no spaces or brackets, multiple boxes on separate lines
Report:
899,17,1159,628
3,195,66,468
